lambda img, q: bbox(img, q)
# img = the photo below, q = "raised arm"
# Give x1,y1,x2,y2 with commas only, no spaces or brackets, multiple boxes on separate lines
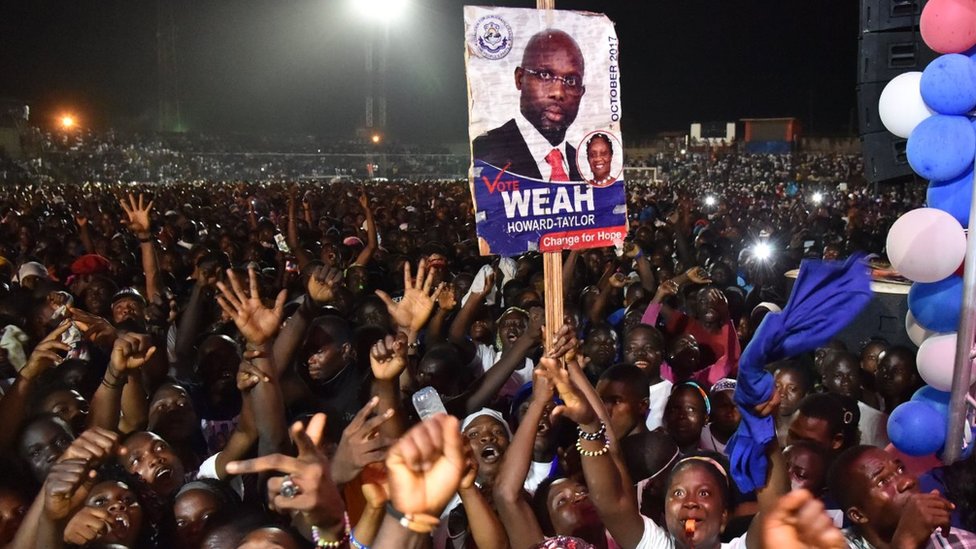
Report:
425,284,457,347
447,272,493,355
272,264,343,377
88,333,155,432
492,370,553,549
74,212,95,256
563,249,580,298
369,333,408,440
351,188,378,267
119,193,160,300
458,452,510,549
172,274,217,381
375,258,446,356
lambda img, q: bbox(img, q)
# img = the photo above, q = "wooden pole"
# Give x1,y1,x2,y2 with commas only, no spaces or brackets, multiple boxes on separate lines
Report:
537,0,562,354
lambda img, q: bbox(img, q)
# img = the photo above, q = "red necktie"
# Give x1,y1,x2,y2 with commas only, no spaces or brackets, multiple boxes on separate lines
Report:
546,148,569,182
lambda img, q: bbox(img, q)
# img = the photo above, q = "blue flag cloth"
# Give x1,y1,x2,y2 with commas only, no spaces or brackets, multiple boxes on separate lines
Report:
726,254,872,493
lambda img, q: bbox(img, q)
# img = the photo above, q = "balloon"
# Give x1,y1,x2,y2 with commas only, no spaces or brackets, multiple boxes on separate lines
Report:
908,275,963,332
920,0,976,54
906,310,942,347
928,168,974,227
886,208,967,282
921,54,976,114
907,114,976,181
911,385,953,418
888,401,947,456
879,72,935,138
916,333,976,391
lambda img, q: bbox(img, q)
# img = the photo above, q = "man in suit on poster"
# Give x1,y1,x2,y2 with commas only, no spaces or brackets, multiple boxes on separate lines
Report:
473,29,586,182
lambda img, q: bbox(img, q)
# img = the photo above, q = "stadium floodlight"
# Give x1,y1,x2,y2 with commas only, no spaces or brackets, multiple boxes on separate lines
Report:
704,195,716,207
812,191,823,204
371,133,382,144
352,0,408,23
60,115,75,129
753,241,773,261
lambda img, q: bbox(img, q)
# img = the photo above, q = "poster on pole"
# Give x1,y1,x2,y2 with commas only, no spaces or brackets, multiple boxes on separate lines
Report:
464,6,627,257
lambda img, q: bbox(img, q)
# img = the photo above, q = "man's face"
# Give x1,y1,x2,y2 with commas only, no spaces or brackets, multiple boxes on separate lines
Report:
784,445,827,494
877,352,917,399
823,355,861,399
596,379,646,438
18,419,74,482
516,33,585,142
463,415,510,482
664,389,707,448
623,327,664,374
787,414,838,453
121,432,185,498
112,297,145,326
774,370,806,417
846,448,917,535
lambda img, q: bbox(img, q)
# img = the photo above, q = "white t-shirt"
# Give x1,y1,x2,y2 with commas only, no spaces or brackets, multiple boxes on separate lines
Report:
196,452,244,498
524,459,555,495
646,379,674,431
636,515,747,549
857,401,890,448
475,343,534,399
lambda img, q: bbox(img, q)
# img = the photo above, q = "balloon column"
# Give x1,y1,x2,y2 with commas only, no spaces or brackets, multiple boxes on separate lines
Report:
879,0,976,458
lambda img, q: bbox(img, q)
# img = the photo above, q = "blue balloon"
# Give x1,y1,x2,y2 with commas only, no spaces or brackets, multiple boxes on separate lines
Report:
908,275,963,332
907,115,976,181
911,385,952,418
928,167,973,227
888,401,947,456
921,54,976,115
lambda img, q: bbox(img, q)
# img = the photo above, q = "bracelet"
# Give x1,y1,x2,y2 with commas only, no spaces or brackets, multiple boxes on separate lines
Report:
407,339,421,350
137,235,153,243
576,436,611,458
349,528,368,549
310,512,350,548
578,422,606,441
101,370,127,390
385,502,441,534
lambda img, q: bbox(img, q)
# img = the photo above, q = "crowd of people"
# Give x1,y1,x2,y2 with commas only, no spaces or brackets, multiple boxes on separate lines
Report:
0,130,966,549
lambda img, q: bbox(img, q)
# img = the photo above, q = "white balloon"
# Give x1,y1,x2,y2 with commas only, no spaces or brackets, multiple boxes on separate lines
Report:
916,333,976,391
886,208,967,282
906,310,942,346
879,72,936,139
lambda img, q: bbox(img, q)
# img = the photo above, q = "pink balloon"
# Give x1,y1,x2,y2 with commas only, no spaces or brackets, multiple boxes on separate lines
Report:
921,0,976,54
916,333,976,391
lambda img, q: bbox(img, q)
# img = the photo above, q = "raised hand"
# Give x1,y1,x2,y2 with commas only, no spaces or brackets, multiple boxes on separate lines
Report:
537,356,598,429
358,187,370,211
361,463,390,509
216,266,287,345
119,193,153,237
892,491,955,548
761,489,847,549
331,397,395,485
375,259,446,335
437,282,457,312
226,413,345,530
64,506,114,545
44,459,96,521
386,414,465,518
237,349,271,392
369,333,408,381
67,307,118,350
74,213,88,228
608,272,628,289
58,427,119,467
20,321,71,380
110,333,157,373
306,264,343,306
684,266,712,285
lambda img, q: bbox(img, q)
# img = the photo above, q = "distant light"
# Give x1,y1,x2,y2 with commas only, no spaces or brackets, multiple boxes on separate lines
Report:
352,0,408,23
60,115,75,129
753,242,773,261
812,192,823,204
680,149,687,155
704,195,716,207
371,134,381,144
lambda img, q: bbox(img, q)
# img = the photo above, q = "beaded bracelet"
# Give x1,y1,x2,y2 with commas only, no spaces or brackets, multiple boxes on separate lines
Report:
576,436,611,458
310,512,350,548
578,422,606,442
349,528,368,549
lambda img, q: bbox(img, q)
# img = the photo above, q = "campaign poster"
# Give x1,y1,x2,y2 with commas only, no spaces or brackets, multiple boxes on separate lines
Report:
465,6,627,257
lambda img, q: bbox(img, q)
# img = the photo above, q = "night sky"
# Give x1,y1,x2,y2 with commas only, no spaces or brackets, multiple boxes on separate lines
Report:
0,0,859,143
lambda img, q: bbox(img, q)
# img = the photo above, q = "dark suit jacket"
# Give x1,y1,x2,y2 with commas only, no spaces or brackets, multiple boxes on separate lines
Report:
472,118,582,181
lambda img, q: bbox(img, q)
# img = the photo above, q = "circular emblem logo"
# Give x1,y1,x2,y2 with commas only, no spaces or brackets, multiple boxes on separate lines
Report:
473,15,513,60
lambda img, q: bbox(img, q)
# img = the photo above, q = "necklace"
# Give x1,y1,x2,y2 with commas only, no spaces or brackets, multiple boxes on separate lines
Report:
590,175,615,186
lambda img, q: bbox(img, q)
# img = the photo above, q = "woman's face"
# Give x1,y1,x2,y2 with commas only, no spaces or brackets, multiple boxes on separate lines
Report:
173,488,220,549
664,389,707,448
774,370,806,417
665,465,728,549
587,137,613,181
546,478,602,536
83,481,143,546
0,488,28,545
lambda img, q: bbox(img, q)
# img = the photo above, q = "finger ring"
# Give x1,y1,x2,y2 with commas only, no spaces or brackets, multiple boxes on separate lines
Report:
280,475,301,498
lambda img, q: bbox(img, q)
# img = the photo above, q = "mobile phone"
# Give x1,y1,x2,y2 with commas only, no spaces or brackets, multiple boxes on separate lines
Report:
412,387,448,420
285,260,297,273
274,234,291,254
